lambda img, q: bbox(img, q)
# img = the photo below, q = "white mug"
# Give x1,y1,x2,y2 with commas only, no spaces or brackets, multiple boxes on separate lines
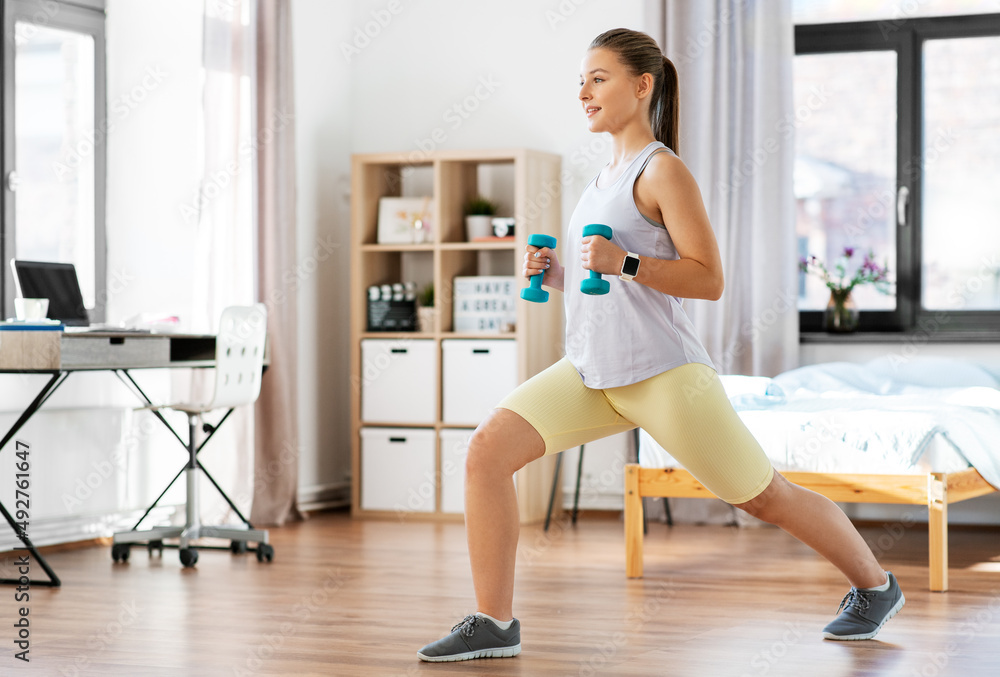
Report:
14,297,49,321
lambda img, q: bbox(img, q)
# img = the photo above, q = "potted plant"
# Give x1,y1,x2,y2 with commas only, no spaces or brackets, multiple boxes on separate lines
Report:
417,283,436,333
799,247,892,332
464,195,498,241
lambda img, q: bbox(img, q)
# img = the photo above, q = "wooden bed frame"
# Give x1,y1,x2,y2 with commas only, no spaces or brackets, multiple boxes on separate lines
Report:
624,464,997,591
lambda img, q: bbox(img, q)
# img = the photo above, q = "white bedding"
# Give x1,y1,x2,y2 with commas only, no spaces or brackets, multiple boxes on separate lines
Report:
639,356,1000,490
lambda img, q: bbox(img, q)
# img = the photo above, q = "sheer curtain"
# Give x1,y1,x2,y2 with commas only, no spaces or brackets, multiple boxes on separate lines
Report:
191,0,300,527
187,0,256,525
646,0,799,377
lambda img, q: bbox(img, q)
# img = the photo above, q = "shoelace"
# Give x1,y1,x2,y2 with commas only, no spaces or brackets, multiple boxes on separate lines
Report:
451,614,483,638
836,588,872,615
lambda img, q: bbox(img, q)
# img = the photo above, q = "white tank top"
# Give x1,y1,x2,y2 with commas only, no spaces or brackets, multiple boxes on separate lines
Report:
563,141,716,388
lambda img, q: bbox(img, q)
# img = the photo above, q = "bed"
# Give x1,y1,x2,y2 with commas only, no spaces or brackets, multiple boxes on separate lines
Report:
624,356,1000,591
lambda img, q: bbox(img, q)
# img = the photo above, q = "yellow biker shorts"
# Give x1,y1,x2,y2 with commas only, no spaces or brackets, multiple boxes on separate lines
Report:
497,357,774,504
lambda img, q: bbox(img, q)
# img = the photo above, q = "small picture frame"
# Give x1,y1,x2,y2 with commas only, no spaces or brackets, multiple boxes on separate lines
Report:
377,197,433,244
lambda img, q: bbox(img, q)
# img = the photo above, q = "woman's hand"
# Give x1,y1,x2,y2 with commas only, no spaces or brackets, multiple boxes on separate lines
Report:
523,244,565,292
581,234,626,276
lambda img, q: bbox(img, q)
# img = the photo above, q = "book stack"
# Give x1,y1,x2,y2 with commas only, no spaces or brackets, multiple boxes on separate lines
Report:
0,320,64,370
0,319,65,331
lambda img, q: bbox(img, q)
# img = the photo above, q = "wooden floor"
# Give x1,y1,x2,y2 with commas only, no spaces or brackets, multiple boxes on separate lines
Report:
1,510,999,676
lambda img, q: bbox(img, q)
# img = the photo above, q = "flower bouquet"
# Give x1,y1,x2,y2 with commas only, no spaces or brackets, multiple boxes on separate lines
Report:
799,247,892,332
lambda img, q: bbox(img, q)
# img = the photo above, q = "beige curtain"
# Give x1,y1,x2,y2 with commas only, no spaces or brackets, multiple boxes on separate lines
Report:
646,0,799,377
251,0,301,526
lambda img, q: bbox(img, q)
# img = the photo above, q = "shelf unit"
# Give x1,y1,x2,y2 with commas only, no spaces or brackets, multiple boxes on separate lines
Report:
350,148,564,523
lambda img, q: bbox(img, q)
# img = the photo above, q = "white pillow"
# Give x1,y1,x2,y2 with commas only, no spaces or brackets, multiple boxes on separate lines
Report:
718,374,777,398
864,355,1000,389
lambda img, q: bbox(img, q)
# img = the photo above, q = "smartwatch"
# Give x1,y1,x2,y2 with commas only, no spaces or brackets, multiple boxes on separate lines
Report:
620,252,640,282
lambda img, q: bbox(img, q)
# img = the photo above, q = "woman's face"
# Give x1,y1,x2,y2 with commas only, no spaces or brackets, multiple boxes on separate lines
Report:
578,47,647,135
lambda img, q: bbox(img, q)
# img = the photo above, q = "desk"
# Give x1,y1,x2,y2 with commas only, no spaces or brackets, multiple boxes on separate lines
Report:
0,330,219,586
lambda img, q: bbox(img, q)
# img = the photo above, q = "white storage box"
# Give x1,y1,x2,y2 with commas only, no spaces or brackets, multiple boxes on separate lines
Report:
361,427,436,513
361,339,437,423
439,428,475,513
442,339,518,425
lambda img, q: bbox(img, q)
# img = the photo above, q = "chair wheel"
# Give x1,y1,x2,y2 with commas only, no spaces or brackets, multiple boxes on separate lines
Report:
111,543,130,563
256,543,274,563
179,548,198,568
230,540,248,554
148,540,164,556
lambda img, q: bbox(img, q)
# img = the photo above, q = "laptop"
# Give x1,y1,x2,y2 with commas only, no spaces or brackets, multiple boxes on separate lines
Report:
10,260,148,332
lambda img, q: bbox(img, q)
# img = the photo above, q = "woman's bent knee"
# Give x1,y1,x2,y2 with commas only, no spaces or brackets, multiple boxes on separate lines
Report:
465,426,505,479
733,471,790,524
465,408,545,479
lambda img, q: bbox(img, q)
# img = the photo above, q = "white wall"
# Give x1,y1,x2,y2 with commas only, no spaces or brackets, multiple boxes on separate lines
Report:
291,0,355,508
291,0,649,507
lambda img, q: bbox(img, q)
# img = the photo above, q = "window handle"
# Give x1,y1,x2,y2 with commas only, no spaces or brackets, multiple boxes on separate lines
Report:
6,171,20,192
897,186,910,227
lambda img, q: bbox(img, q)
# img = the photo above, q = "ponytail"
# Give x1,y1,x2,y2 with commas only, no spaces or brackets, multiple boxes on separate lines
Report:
589,28,680,155
657,56,680,156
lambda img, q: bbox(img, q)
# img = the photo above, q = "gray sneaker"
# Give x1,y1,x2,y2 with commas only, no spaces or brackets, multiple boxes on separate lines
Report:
822,571,905,640
417,614,521,662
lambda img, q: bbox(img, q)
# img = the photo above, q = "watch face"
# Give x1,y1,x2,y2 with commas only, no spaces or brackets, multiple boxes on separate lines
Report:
622,255,640,277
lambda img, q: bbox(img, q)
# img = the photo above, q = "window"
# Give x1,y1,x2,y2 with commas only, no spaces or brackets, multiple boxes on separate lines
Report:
794,0,1000,25
921,36,1000,312
794,7,1000,333
2,0,106,320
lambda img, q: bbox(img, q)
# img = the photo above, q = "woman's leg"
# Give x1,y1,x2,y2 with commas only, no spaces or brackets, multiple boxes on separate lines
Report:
609,362,885,590
463,358,635,621
734,472,886,589
463,408,546,621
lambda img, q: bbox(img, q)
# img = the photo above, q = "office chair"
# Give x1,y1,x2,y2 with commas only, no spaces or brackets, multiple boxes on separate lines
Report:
543,427,672,532
111,304,274,568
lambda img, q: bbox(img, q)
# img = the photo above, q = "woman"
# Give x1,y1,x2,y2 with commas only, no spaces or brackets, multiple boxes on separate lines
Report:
417,27,903,663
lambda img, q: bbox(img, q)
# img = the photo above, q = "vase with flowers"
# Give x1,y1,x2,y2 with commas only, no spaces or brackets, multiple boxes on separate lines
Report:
799,247,892,333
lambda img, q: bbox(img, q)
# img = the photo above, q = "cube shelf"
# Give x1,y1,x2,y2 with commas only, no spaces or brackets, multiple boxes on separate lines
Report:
350,148,564,522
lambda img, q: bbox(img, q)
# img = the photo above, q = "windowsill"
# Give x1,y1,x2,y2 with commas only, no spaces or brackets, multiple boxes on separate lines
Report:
800,330,1000,343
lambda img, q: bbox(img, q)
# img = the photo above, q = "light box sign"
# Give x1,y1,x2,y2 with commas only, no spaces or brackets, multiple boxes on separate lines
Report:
452,276,517,333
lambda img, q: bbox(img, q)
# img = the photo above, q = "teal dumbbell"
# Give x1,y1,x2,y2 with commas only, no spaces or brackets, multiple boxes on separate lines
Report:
581,223,614,295
520,234,558,303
